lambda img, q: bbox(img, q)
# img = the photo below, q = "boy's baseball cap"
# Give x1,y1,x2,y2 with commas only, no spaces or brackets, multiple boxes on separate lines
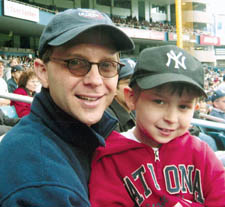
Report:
11,65,23,73
211,89,225,102
130,45,207,96
119,58,135,80
38,8,134,58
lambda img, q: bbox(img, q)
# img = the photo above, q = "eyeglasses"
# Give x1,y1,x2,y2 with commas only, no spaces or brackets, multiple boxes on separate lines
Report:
50,57,124,78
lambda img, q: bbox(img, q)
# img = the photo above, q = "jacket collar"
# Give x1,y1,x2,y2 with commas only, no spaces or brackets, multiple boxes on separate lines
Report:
30,88,117,150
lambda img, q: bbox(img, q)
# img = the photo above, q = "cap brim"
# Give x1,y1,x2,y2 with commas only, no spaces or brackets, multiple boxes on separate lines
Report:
136,73,207,97
48,24,134,52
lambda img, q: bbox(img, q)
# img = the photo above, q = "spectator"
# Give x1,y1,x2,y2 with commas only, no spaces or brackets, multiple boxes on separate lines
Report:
0,8,134,206
0,58,10,106
7,65,24,93
3,57,19,81
89,45,225,206
0,108,20,136
106,58,136,132
217,75,225,91
10,69,38,117
209,89,225,120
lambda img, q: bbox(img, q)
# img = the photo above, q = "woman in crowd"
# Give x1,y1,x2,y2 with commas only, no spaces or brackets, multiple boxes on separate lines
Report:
11,69,39,118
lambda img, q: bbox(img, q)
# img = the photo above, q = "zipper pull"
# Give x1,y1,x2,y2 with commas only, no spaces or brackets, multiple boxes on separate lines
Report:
154,148,160,162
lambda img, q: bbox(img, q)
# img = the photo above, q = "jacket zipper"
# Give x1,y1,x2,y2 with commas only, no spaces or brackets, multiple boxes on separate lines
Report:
154,148,160,162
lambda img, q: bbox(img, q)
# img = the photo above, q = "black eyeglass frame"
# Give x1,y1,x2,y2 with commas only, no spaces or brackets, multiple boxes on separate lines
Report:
50,57,125,78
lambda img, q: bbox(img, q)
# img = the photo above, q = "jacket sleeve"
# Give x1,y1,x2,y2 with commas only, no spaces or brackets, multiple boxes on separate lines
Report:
1,186,90,207
0,128,91,207
89,151,135,207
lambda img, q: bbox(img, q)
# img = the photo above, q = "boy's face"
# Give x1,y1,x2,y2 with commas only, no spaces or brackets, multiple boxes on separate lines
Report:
213,96,225,112
125,85,197,147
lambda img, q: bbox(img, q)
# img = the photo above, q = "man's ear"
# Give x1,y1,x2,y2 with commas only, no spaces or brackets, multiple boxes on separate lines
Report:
124,87,136,111
34,58,49,88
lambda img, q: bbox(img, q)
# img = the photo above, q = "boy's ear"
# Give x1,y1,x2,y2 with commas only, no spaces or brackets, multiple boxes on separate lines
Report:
195,103,200,111
34,58,49,88
124,87,136,111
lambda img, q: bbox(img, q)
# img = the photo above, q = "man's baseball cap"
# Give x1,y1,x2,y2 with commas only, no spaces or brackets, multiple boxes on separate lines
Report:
38,8,134,58
11,65,24,73
119,58,135,80
211,89,225,102
130,45,207,97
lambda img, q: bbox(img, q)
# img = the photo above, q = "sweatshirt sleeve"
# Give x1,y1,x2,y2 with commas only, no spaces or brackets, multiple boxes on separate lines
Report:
202,144,225,206
89,151,135,207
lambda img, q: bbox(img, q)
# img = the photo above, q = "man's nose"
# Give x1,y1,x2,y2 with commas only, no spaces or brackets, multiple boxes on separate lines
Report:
83,64,103,86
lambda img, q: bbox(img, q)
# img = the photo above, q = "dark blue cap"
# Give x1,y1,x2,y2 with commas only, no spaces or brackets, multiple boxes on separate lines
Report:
11,65,23,72
39,8,134,58
119,58,135,80
211,89,225,102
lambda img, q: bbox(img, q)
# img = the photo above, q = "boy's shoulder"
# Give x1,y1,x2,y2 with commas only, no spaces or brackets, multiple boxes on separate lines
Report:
94,130,144,159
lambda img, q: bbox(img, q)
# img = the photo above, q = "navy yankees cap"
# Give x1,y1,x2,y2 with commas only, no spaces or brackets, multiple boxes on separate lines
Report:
119,58,135,80
130,45,207,96
38,8,134,58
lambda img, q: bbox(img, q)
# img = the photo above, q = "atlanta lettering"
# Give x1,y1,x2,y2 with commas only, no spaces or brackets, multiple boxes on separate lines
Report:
123,164,204,206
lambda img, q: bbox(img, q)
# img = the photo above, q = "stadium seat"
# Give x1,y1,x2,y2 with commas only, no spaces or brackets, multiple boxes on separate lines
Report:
0,105,18,118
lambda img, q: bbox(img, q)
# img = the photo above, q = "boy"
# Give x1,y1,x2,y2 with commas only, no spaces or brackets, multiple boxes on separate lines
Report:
89,45,225,207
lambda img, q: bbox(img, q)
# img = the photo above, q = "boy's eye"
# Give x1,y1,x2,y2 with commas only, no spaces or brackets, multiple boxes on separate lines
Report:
179,105,190,110
154,99,164,104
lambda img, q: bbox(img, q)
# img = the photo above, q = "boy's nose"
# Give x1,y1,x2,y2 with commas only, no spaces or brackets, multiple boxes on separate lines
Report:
163,108,178,123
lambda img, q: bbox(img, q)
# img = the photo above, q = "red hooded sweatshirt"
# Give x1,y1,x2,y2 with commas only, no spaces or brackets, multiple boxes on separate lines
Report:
89,131,225,207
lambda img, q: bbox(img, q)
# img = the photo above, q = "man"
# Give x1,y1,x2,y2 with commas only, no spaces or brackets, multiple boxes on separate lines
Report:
0,58,10,106
0,8,134,206
210,88,225,119
7,64,24,93
107,58,136,132
217,74,225,91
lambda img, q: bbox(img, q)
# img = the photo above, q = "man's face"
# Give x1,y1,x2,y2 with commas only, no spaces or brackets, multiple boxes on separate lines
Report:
0,62,4,78
13,70,23,82
214,96,225,112
37,43,119,126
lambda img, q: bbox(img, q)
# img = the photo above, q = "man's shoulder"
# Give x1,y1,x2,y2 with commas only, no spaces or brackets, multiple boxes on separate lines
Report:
210,108,225,118
7,78,15,85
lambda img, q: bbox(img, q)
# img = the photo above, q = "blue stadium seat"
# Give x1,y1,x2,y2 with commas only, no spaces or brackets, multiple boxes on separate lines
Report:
0,105,18,118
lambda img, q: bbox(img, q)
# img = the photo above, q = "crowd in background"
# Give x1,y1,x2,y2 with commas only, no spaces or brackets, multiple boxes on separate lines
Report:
111,15,210,36
0,55,39,120
0,54,225,155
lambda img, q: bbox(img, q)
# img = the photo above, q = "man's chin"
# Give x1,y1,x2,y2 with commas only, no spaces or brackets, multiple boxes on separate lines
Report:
83,114,103,127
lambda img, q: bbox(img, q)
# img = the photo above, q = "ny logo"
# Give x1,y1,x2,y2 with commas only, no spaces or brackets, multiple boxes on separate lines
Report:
166,50,186,70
